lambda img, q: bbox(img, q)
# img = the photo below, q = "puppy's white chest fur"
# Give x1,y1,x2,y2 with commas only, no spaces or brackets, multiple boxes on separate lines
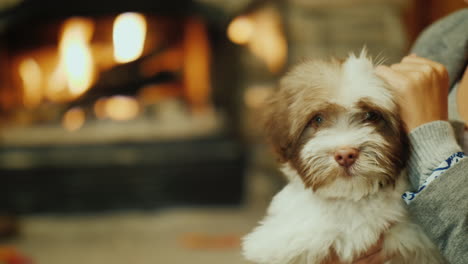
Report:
243,175,443,264
243,176,406,264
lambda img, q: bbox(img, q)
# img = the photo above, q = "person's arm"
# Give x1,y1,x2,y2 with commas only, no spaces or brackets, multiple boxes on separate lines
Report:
406,139,468,264
376,55,468,264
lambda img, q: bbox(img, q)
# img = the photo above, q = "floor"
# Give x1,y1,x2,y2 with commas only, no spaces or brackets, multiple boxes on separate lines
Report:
6,160,283,264
14,209,256,264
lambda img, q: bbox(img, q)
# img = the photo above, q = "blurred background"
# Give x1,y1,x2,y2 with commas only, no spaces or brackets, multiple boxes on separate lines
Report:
0,0,465,263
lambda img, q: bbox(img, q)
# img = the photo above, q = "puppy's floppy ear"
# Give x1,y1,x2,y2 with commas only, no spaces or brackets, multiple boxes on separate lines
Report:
263,87,306,163
263,92,293,163
263,59,337,163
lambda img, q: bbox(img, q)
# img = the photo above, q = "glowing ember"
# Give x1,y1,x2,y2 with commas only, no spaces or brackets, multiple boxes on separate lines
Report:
227,16,254,45
105,96,139,121
62,107,86,131
18,58,43,108
59,18,95,97
184,18,211,111
113,13,147,63
93,97,108,119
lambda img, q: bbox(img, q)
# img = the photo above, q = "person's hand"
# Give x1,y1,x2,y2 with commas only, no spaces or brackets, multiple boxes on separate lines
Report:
375,54,449,132
352,235,386,264
322,235,387,264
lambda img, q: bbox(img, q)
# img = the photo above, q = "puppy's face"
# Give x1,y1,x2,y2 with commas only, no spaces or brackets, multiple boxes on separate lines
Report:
265,54,407,200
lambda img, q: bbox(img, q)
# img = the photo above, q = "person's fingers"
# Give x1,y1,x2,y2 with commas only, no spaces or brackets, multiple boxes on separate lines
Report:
375,65,405,80
366,235,385,255
320,250,342,264
377,55,450,131
375,65,408,92
390,62,430,73
388,65,429,85
353,250,385,264
353,234,386,264
401,55,448,77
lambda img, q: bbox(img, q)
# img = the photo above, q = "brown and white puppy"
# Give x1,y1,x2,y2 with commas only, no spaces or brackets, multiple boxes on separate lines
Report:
242,52,444,264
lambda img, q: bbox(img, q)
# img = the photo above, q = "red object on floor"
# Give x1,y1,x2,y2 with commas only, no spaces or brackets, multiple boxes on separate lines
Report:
179,232,241,250
0,247,33,264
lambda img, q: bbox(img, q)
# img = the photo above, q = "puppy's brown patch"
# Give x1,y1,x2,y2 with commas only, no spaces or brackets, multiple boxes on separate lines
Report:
263,60,342,162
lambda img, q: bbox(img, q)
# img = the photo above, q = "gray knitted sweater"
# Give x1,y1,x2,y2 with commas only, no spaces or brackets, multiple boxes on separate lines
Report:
406,8,468,264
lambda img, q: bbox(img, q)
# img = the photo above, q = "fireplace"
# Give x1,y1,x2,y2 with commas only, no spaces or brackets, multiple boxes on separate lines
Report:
0,0,247,213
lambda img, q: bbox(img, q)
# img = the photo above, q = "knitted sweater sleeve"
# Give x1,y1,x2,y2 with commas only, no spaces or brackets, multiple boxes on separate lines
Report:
405,121,468,264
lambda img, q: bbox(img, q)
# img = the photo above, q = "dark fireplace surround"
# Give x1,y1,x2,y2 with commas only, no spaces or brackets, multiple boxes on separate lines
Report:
0,0,247,214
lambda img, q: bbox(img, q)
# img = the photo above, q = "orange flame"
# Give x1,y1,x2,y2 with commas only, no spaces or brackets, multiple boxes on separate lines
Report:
47,18,95,101
19,58,43,108
113,13,147,63
183,18,211,111
60,18,95,96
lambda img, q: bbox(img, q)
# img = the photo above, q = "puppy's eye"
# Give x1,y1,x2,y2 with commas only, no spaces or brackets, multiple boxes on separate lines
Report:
310,114,324,126
364,111,381,122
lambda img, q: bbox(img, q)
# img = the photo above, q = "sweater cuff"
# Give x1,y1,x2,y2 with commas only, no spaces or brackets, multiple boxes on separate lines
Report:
407,120,462,189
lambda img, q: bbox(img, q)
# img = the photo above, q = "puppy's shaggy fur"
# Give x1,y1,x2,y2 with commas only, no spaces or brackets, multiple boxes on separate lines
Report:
242,52,444,264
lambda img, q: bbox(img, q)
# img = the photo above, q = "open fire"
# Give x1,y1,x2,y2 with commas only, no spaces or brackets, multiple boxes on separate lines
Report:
4,12,214,133
0,1,258,214
19,14,147,106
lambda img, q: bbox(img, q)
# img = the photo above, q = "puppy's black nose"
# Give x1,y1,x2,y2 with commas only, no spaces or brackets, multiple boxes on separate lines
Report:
334,147,359,167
